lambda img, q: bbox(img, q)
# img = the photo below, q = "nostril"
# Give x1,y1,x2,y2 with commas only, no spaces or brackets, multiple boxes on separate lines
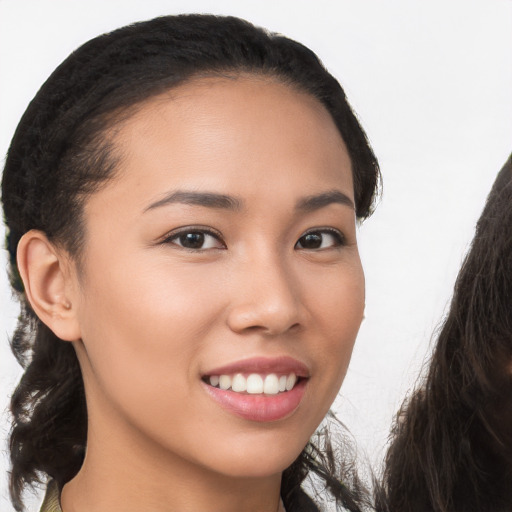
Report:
238,322,301,337
225,287,303,335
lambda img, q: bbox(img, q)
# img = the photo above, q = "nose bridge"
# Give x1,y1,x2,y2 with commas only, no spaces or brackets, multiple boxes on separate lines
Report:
226,246,302,335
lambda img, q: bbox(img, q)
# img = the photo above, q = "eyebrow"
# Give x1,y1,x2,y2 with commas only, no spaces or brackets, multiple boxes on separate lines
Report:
144,188,354,213
145,191,243,212
295,190,354,212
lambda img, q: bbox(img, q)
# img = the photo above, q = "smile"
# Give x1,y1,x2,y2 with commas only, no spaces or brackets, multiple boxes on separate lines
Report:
202,357,309,422
206,373,298,395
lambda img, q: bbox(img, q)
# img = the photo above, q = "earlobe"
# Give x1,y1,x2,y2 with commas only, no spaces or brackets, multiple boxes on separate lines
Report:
17,230,82,341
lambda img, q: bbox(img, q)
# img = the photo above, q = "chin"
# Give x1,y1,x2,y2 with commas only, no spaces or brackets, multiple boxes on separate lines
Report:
200,435,308,479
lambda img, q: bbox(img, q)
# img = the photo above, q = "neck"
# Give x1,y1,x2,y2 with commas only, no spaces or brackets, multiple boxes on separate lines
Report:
60,410,283,512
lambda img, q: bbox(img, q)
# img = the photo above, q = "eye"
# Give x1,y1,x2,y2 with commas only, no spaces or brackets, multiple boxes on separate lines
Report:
163,229,225,250
295,229,345,250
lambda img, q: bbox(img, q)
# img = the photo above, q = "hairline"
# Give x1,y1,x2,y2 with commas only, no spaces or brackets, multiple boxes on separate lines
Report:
66,69,355,277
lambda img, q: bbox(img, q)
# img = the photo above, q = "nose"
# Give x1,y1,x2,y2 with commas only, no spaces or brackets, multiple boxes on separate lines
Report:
226,254,304,336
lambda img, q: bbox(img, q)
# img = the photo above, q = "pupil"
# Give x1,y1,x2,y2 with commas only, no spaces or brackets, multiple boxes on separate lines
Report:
180,232,204,248
301,233,322,249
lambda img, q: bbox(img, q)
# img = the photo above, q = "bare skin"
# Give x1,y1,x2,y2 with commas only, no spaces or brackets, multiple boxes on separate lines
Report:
18,76,365,512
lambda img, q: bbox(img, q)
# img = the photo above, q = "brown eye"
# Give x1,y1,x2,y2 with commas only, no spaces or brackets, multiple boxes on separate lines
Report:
164,229,225,250
295,230,344,250
298,233,322,249
179,232,205,249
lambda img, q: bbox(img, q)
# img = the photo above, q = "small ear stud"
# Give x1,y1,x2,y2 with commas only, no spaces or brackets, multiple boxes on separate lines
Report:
63,301,72,310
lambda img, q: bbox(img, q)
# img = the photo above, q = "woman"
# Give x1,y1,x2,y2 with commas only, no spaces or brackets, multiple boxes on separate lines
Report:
382,153,512,512
2,14,381,512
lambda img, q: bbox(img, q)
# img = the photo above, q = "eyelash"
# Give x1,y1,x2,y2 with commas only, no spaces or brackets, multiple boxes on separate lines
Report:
294,228,346,250
161,227,225,251
160,227,346,251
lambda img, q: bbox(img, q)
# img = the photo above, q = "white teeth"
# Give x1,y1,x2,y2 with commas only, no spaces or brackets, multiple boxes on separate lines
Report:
263,374,279,395
219,375,231,390
208,372,299,394
231,373,247,392
247,374,264,394
285,373,297,391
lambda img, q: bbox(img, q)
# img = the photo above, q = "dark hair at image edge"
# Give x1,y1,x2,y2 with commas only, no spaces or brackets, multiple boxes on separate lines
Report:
382,153,512,512
2,14,381,512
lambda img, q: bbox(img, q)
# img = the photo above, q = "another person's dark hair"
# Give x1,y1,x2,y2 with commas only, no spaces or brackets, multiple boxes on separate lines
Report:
2,14,380,512
382,154,512,512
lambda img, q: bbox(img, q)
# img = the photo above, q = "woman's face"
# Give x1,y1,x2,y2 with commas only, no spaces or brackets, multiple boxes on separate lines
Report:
70,76,365,479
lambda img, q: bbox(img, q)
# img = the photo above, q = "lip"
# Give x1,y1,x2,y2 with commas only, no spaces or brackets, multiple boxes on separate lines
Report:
201,356,309,422
203,356,310,378
202,378,307,422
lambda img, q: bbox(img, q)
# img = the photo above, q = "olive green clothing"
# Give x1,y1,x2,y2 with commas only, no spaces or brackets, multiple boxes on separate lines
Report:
39,480,61,512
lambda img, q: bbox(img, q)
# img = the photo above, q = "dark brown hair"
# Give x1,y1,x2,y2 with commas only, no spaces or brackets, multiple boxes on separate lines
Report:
2,14,381,511
382,153,512,512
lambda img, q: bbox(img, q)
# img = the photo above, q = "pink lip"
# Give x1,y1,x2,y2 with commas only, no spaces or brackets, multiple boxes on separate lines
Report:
201,356,310,422
203,356,310,378
202,379,307,422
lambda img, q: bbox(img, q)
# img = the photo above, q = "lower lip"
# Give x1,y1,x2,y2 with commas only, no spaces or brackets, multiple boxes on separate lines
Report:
203,379,307,422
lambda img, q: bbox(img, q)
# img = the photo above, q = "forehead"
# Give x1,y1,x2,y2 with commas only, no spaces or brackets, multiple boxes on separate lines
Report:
116,74,343,148
93,75,353,211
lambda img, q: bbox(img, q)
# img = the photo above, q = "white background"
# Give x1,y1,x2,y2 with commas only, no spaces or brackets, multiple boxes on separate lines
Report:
1,0,511,510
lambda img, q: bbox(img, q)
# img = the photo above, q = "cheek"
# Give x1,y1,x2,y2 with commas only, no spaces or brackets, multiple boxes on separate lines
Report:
314,259,365,332
80,248,223,333
308,261,365,396
74,254,225,403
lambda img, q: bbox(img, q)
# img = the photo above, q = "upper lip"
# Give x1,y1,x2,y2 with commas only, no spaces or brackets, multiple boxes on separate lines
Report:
203,356,310,378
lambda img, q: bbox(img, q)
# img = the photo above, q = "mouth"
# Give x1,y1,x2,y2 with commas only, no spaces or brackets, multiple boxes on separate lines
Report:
201,357,309,422
202,372,302,395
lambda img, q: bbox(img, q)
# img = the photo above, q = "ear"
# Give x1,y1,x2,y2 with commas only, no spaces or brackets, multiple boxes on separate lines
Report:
17,230,82,341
